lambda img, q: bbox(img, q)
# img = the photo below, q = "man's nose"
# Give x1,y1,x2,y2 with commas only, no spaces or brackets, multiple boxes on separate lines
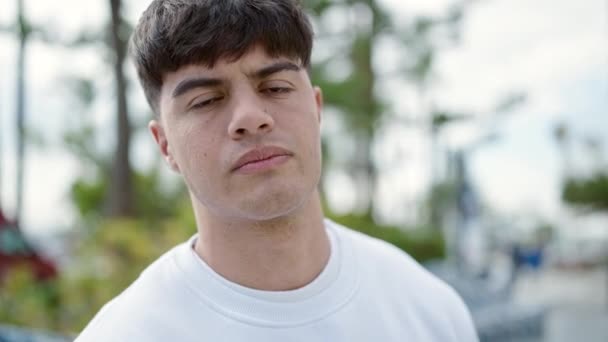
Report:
227,91,275,139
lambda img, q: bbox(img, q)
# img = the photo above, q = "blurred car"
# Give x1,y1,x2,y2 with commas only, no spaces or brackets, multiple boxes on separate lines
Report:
425,260,546,342
0,323,72,342
0,209,57,282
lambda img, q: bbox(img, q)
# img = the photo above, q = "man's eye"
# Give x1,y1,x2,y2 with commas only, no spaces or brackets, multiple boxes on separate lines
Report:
262,87,292,95
191,97,223,109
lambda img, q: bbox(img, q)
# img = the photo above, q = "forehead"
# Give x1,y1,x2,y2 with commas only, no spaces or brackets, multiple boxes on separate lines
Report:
163,47,300,85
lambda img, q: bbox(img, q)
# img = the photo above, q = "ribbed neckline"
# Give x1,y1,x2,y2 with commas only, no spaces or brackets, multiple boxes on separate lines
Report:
171,219,360,327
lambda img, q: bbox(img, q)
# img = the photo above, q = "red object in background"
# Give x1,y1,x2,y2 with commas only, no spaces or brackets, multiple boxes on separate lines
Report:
0,209,58,282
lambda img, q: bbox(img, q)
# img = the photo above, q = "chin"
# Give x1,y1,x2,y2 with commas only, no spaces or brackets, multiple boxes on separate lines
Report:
236,183,313,221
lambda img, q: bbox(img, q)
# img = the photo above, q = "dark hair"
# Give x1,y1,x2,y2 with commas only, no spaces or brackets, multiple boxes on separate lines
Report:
130,0,314,116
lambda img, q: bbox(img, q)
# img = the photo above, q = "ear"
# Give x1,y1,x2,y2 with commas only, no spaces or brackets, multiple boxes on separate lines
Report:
149,120,180,173
313,86,323,124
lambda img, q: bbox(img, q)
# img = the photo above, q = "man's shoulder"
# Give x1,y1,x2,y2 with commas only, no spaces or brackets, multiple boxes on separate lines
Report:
332,219,458,293
74,241,190,341
329,219,478,340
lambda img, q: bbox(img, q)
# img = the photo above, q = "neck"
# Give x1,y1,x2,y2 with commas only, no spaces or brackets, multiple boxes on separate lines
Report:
191,191,329,291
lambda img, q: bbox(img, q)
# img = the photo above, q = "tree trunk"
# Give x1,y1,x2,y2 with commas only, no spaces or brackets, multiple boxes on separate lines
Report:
350,0,381,217
15,0,28,226
105,0,134,217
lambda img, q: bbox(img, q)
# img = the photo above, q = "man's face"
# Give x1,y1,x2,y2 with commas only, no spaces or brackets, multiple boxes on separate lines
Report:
150,46,323,222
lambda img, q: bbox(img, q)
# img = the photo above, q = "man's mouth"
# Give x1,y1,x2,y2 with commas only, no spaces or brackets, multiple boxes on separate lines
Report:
232,146,293,173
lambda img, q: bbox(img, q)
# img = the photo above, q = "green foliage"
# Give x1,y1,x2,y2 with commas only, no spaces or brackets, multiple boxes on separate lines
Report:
426,181,458,227
70,168,184,221
132,170,186,221
563,173,608,211
0,202,196,334
0,266,59,330
53,216,194,332
303,0,333,15
71,177,107,219
325,210,445,263
0,191,446,334
1,185,447,335
307,0,474,217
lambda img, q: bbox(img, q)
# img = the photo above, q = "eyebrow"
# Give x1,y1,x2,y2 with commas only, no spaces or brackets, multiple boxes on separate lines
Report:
248,61,301,79
172,77,223,98
171,61,301,99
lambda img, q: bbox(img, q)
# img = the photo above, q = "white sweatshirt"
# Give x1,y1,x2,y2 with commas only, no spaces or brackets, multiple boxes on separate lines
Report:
76,219,478,341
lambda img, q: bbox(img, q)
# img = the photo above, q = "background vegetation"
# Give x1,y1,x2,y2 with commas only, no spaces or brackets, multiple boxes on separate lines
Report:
0,0,605,336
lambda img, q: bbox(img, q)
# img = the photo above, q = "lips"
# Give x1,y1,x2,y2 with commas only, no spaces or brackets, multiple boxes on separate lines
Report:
231,146,293,172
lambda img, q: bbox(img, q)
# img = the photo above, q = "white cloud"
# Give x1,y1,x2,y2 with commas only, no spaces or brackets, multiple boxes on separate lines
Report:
434,0,606,111
375,126,433,224
2,150,78,236
471,146,562,217
324,169,358,214
377,0,458,17
26,0,107,35
424,0,606,218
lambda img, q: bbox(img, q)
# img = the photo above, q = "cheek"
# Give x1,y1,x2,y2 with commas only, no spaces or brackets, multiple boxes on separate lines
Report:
289,113,322,167
173,123,219,176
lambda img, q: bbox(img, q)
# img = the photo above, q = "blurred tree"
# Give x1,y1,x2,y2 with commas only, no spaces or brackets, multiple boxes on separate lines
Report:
105,0,135,217
0,265,59,330
583,135,604,168
425,92,524,229
70,164,185,224
62,0,136,218
61,76,184,223
0,0,60,223
0,203,195,333
309,1,466,218
555,123,607,212
559,132,608,307
323,200,445,262
7,0,32,226
553,121,572,177
0,18,11,211
563,173,608,212
309,0,389,216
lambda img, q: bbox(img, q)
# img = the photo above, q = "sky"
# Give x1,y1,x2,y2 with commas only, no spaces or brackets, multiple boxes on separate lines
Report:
0,0,606,236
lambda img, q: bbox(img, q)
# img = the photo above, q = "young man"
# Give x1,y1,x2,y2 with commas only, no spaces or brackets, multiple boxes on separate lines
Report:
76,0,478,341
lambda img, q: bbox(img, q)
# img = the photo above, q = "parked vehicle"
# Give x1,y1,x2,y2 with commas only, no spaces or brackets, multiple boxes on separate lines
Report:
425,260,546,342
0,323,71,342
0,209,57,282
